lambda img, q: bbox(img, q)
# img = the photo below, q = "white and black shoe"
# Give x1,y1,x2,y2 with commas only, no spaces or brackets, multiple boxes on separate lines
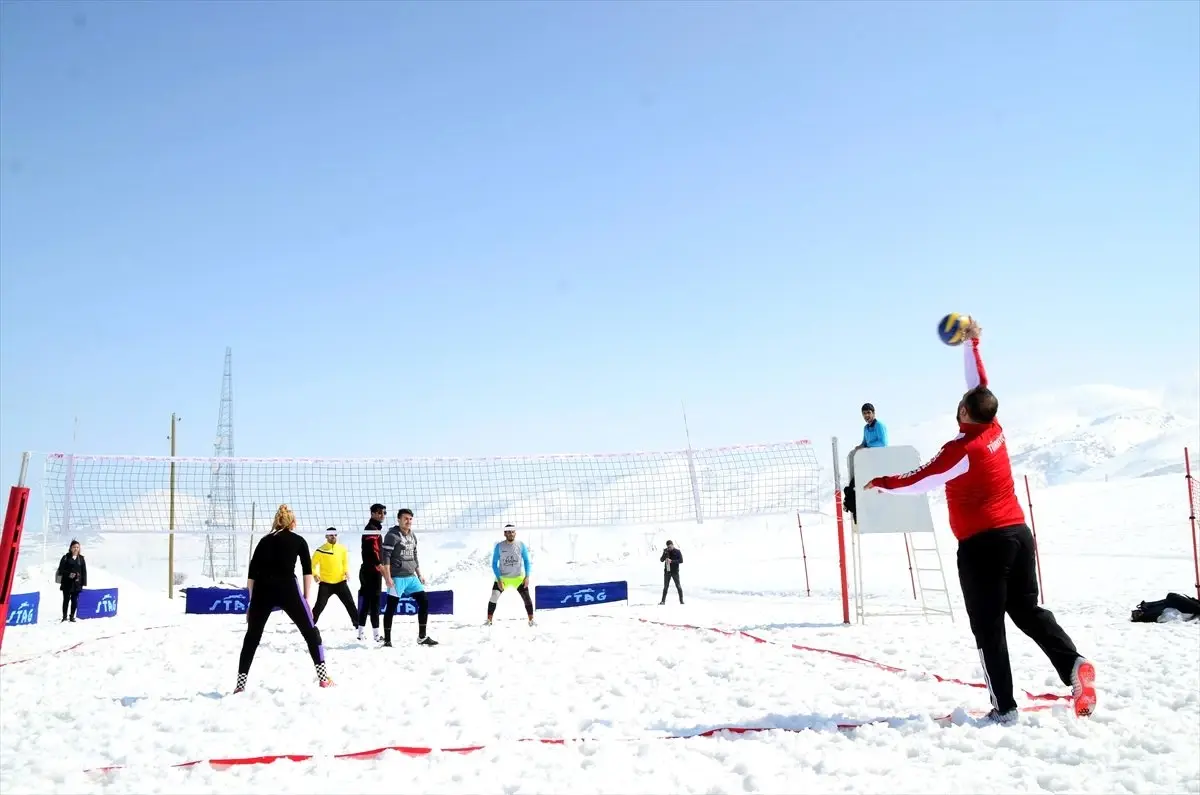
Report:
983,708,1018,726
417,636,439,646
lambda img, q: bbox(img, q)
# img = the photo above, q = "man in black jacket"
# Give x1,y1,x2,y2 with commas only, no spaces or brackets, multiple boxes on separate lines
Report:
357,503,386,642
659,540,683,605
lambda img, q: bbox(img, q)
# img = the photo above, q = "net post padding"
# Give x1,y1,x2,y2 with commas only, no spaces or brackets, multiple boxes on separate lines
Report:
842,445,953,625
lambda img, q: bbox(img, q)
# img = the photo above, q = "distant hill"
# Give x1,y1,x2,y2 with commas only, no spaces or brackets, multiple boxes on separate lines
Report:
890,373,1200,489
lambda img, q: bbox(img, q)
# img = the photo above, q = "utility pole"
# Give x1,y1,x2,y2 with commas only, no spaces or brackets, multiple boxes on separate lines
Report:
168,413,181,598
681,400,703,524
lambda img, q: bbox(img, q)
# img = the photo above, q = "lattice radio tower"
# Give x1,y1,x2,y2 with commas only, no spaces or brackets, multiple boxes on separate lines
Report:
203,347,239,580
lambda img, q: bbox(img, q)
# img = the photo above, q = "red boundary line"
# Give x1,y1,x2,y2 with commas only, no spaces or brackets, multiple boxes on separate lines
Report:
628,617,1071,703
85,704,1061,774
0,625,177,668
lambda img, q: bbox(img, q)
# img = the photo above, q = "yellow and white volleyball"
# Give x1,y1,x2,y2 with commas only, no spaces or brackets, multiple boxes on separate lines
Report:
937,313,972,346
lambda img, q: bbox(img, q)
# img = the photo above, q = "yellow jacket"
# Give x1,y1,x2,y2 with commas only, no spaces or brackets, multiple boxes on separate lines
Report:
313,542,349,583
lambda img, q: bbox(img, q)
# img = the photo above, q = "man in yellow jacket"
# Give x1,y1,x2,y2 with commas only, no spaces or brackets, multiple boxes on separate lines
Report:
311,528,359,631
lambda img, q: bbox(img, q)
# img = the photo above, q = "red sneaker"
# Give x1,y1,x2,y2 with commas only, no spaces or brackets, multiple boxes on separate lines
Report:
1071,659,1096,717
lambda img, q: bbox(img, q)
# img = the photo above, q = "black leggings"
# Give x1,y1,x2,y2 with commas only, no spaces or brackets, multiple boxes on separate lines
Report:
313,581,358,628
61,590,80,620
357,570,381,629
238,579,326,676
488,579,534,618
383,589,429,642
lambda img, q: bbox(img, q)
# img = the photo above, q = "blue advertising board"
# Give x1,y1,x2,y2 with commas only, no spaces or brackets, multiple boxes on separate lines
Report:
361,589,454,616
185,587,251,615
535,581,628,610
184,586,456,617
77,588,119,620
5,591,40,626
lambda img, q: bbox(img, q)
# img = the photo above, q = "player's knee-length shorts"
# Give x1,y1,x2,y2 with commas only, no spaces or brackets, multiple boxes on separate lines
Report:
389,575,425,598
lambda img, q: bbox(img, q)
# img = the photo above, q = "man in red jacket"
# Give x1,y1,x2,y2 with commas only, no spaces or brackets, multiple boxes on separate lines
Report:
864,319,1096,724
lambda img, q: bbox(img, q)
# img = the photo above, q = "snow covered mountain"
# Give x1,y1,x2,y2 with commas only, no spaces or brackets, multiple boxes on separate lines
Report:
897,374,1200,488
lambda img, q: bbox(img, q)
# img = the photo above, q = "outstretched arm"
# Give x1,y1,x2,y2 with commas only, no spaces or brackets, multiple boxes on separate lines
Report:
865,437,970,495
963,322,987,391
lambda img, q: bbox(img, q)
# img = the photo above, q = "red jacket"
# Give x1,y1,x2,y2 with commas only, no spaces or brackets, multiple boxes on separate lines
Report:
866,338,1026,542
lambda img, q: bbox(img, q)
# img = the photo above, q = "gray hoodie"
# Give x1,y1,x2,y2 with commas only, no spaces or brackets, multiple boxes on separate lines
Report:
381,526,419,578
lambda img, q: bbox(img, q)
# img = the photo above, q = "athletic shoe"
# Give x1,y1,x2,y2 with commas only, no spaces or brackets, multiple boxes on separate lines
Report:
417,636,439,646
1071,658,1097,717
983,708,1018,726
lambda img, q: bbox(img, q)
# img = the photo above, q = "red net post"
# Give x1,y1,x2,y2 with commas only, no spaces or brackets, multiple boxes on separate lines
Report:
903,535,916,600
0,454,33,653
796,512,811,597
1185,448,1199,601
832,437,850,625
1023,474,1045,604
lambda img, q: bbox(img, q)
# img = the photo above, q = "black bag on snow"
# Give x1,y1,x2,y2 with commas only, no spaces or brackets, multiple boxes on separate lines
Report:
1130,592,1200,623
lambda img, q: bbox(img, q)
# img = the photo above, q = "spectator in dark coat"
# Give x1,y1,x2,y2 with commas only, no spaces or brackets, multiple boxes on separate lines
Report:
56,539,87,622
659,540,683,605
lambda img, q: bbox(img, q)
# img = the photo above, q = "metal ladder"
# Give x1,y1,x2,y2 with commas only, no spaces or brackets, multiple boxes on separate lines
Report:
905,531,955,622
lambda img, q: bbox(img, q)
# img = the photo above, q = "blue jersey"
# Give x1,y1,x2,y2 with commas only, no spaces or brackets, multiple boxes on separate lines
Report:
862,420,888,448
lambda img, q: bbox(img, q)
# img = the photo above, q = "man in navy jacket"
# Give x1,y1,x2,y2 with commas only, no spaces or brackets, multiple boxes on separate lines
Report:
659,540,683,605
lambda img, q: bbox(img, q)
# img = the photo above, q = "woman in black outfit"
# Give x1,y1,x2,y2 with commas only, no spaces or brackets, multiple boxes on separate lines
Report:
234,504,333,693
56,539,87,622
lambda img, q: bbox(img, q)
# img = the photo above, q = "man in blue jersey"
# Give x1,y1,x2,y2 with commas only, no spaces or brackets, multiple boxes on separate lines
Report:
857,402,889,451
486,524,535,626
845,402,889,521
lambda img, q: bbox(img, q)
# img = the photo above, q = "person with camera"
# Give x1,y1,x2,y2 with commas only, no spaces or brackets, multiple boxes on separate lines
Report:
659,540,683,605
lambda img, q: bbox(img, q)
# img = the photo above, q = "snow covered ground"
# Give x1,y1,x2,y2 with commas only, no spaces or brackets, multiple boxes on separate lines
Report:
1,473,1198,794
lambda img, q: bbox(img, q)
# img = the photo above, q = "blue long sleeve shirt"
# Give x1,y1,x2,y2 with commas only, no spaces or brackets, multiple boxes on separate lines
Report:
862,420,888,448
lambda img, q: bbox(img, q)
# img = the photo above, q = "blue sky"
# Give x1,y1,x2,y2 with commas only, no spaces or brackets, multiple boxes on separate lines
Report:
2,0,1197,492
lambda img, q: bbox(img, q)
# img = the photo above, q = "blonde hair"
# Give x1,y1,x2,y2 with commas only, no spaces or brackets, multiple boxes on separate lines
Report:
271,504,296,533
